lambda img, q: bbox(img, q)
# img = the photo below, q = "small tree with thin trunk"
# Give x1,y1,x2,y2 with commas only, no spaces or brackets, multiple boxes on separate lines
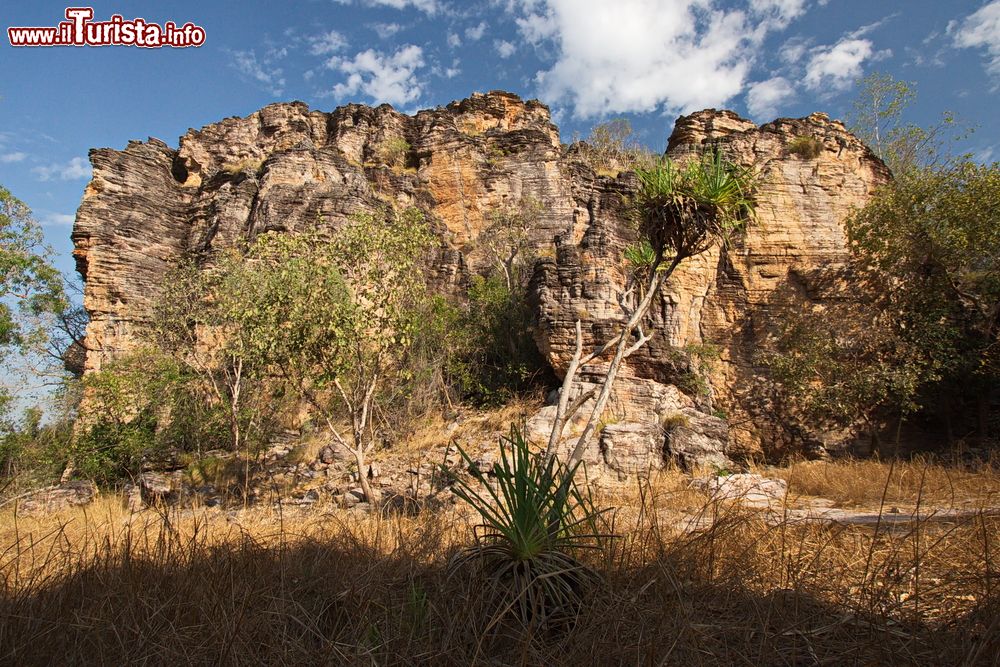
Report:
237,208,434,503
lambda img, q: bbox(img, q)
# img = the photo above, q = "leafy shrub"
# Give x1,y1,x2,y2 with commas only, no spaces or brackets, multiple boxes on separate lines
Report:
0,406,73,483
73,413,157,485
448,275,549,405
378,136,411,168
633,151,756,259
787,136,824,159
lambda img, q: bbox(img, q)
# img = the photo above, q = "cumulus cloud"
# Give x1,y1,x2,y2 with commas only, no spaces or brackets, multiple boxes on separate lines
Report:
495,39,516,58
309,29,348,55
779,36,810,64
749,0,807,29
370,22,403,39
465,22,487,41
746,76,796,119
511,0,785,118
329,45,426,106
32,157,91,181
447,32,461,48
803,37,873,92
229,48,286,96
950,1,1000,80
0,152,26,163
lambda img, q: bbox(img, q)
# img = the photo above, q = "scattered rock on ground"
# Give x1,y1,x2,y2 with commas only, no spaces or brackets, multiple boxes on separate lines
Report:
18,481,97,515
691,473,788,508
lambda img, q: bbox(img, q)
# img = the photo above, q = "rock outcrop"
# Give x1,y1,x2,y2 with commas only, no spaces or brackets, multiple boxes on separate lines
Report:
72,91,890,471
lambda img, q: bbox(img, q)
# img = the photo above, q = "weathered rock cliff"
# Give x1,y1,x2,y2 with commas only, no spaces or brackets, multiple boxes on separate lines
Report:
72,91,890,469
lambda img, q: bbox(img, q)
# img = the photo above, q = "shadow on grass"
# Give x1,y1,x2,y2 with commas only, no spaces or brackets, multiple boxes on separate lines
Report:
2,503,996,666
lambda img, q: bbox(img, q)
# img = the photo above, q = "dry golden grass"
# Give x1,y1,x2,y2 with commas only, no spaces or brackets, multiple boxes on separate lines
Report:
771,457,1000,509
2,463,998,666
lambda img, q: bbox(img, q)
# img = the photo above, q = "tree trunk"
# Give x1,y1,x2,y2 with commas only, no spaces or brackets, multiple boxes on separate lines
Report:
353,447,376,504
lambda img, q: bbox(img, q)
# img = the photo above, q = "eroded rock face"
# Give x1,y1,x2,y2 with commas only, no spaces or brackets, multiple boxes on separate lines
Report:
531,109,891,460
72,92,889,470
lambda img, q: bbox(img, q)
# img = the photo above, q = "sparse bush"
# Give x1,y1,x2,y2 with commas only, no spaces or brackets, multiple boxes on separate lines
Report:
221,157,264,175
581,118,656,175
377,136,410,168
787,135,824,159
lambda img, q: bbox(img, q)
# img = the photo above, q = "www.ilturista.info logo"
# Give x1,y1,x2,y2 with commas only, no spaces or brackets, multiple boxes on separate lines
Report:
8,7,205,48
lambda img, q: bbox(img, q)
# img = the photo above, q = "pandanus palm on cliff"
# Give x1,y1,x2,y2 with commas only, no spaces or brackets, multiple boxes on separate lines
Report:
545,149,757,469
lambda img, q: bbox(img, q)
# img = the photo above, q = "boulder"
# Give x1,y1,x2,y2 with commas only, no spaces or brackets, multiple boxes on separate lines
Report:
664,408,733,471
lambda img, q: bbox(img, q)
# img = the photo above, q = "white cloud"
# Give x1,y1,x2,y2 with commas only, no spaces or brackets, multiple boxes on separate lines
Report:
803,37,873,92
41,212,76,226
511,0,789,118
950,1,1000,80
750,0,807,29
974,145,995,164
779,36,810,64
447,32,461,48
495,39,516,58
515,10,557,44
336,0,439,14
370,22,403,39
229,48,286,96
32,157,91,181
309,29,347,55
746,76,795,119
465,22,487,41
0,152,26,163
329,45,426,106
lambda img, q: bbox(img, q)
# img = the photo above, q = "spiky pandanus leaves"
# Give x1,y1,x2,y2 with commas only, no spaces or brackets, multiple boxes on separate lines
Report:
633,150,756,260
449,425,608,632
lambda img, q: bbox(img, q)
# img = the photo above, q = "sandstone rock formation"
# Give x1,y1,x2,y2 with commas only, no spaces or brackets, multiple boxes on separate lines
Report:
72,91,890,471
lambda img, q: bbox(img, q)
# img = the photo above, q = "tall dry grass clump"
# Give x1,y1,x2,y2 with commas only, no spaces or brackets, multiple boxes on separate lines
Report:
2,463,998,665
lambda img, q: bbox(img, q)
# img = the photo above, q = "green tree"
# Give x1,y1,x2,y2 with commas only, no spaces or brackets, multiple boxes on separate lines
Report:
847,72,965,175
0,186,67,407
848,160,1000,439
235,207,434,502
152,252,286,495
760,159,1000,447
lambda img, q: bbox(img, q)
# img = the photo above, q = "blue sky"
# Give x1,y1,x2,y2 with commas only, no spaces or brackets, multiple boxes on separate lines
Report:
1,0,999,285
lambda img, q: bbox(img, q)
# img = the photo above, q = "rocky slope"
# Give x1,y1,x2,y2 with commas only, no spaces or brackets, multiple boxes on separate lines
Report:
72,91,890,471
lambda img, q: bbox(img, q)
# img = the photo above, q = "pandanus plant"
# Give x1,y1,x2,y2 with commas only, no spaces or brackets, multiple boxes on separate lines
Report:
451,148,757,633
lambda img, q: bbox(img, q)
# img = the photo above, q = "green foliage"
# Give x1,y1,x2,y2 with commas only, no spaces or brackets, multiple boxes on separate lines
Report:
377,136,411,169
448,275,547,405
787,136,824,159
847,72,966,174
72,353,178,483
760,159,1000,441
848,160,1000,405
633,151,756,260
0,186,68,411
240,207,433,390
450,425,605,629
0,405,73,482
